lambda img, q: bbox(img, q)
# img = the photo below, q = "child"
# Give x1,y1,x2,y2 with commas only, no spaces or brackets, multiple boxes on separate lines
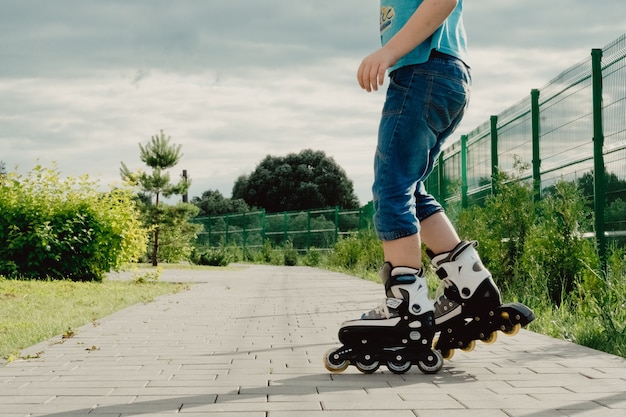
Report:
324,0,534,374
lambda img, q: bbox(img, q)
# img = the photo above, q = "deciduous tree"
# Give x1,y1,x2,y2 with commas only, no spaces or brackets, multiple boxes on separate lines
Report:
232,149,359,212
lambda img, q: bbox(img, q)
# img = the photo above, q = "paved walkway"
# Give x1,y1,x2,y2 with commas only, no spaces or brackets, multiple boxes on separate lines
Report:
1,265,625,417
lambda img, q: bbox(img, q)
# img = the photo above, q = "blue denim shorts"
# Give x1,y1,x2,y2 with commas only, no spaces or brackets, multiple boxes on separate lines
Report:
372,52,471,241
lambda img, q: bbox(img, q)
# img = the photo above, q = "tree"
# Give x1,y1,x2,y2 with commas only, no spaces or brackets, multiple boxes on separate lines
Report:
191,189,250,216
120,130,192,266
232,149,359,212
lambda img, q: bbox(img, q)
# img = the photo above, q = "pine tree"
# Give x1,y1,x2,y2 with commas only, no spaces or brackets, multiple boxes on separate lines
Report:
121,130,190,266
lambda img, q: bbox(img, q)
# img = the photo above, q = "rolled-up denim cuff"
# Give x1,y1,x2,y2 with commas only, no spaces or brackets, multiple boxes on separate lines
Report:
417,205,445,222
375,226,419,242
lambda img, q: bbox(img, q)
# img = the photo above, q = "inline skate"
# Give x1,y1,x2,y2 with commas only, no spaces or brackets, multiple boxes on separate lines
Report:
324,263,444,374
429,241,535,359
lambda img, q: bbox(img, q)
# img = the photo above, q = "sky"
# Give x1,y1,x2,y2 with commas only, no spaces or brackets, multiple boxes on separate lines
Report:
1,0,624,205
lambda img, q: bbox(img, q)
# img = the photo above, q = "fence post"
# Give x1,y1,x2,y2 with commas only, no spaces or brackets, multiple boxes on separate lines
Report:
334,206,339,244
261,209,266,241
307,209,311,250
461,134,468,208
437,152,445,208
490,115,499,195
207,216,212,247
531,89,542,202
225,214,230,245
283,212,288,244
242,212,247,252
591,48,607,268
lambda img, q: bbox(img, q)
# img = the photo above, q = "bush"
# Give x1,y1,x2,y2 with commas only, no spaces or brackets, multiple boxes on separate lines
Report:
457,173,535,291
328,229,383,275
283,240,298,266
193,247,232,267
0,164,148,281
302,250,322,267
520,181,597,305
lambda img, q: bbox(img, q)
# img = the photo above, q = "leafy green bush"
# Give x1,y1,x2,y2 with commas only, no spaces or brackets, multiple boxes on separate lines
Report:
0,164,148,281
456,173,535,291
150,203,202,263
520,181,598,305
302,249,322,267
193,247,232,267
283,240,298,266
327,229,383,276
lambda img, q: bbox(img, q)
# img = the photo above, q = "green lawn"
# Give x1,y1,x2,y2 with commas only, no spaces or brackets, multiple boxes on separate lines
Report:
0,277,188,361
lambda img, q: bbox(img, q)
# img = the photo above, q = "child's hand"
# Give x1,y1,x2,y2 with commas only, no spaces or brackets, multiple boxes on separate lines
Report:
357,47,398,92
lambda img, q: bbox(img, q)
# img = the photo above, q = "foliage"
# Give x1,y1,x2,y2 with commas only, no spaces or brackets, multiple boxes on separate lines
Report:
120,130,193,265
192,189,250,216
456,172,535,290
232,149,360,212
193,247,233,267
520,181,597,305
327,229,383,276
150,203,202,263
282,240,298,266
0,164,148,281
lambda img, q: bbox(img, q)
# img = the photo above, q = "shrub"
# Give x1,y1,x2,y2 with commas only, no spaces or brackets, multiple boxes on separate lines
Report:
328,229,383,275
520,181,597,305
0,164,148,281
456,173,535,291
194,247,232,267
283,240,298,266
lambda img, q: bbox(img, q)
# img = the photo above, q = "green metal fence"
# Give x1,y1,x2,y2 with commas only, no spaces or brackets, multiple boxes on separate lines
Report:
193,35,625,258
426,34,626,261
192,204,375,252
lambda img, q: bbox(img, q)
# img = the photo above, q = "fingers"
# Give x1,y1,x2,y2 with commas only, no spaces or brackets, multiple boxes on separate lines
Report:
357,61,385,92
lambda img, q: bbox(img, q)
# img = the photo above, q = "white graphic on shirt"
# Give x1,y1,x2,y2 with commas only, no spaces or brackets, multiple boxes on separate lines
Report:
380,6,394,34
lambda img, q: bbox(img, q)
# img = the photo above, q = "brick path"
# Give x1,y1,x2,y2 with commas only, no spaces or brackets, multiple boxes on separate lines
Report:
1,265,625,416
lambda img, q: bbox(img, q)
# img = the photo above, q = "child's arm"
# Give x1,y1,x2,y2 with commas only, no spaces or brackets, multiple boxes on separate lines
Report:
357,0,458,92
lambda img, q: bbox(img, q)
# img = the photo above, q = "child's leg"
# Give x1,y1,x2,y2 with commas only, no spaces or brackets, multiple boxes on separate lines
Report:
419,212,460,254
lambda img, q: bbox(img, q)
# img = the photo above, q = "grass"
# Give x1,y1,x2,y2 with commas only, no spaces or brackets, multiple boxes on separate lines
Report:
0,276,188,361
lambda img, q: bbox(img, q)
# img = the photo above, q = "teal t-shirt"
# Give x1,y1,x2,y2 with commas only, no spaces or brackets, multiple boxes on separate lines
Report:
380,0,468,71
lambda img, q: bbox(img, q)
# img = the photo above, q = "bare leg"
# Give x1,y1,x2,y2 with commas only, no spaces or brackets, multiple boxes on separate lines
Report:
382,212,460,268
382,234,422,269
419,212,460,254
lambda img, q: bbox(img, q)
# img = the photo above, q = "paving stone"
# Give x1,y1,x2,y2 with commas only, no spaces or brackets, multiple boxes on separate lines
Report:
0,265,624,417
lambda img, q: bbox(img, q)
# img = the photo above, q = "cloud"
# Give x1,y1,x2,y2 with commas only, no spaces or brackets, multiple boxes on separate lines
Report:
1,0,623,205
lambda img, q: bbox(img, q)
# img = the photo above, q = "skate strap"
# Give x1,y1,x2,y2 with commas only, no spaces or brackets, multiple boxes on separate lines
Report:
431,240,478,268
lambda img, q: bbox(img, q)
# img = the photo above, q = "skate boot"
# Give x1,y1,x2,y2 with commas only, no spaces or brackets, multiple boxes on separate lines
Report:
429,241,535,359
324,263,443,375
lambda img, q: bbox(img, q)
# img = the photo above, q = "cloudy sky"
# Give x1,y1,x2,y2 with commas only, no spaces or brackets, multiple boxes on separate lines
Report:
1,0,624,205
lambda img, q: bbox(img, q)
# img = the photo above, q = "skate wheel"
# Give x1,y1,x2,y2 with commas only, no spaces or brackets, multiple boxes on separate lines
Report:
417,350,443,374
323,348,349,373
503,323,521,336
355,359,380,374
480,331,498,344
386,360,412,374
460,340,476,352
440,348,454,360
433,336,454,360
432,335,439,349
